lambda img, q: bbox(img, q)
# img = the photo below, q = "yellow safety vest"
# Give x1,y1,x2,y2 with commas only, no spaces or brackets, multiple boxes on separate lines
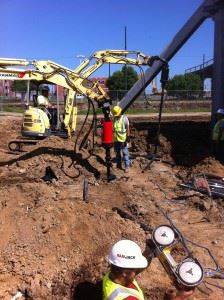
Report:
103,272,145,300
212,118,224,141
113,115,127,143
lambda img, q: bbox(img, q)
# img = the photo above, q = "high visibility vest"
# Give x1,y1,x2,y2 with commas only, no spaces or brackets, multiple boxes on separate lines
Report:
103,272,145,300
212,118,224,141
113,115,127,142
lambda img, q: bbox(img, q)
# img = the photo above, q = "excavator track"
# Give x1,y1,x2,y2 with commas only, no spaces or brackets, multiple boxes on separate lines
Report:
8,139,38,152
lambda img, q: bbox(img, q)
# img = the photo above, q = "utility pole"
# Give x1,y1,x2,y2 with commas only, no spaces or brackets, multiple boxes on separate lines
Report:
124,26,128,93
202,54,205,90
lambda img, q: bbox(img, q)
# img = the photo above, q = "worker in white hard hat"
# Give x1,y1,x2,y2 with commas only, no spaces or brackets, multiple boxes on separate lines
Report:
212,108,224,164
103,240,194,300
37,85,52,108
37,85,57,129
111,105,130,173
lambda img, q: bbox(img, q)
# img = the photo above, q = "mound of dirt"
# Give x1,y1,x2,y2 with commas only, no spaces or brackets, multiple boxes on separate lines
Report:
0,115,224,300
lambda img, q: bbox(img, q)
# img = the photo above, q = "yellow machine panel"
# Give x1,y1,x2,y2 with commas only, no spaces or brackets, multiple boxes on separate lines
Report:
22,107,50,137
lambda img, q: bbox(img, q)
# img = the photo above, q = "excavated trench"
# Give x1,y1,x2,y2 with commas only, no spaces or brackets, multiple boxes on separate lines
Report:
69,120,222,300
130,120,212,166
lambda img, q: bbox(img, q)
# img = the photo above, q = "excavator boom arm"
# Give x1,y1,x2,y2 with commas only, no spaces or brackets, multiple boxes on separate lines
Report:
74,49,152,79
0,48,154,104
0,59,109,101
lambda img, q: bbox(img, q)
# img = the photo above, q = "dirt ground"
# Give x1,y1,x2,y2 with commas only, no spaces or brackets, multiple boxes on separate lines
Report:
0,114,224,300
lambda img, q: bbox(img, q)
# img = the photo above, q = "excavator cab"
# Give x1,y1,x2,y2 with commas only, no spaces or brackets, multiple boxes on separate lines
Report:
21,82,58,138
8,82,77,152
20,82,77,139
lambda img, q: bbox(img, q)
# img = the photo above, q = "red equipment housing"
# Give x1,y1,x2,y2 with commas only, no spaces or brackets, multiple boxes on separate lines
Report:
101,118,113,147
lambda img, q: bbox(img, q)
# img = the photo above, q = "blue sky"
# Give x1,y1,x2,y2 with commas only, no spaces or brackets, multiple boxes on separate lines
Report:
0,0,214,81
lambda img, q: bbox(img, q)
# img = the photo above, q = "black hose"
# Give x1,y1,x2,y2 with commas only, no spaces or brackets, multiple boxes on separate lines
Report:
74,98,91,153
154,63,169,156
79,98,97,151
154,86,166,155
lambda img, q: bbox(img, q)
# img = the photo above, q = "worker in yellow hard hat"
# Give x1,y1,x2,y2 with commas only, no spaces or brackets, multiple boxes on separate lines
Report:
212,108,224,164
103,240,194,300
111,105,130,173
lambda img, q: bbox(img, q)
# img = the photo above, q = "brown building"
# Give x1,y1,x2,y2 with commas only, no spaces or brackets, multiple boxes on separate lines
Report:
90,77,108,91
0,80,15,97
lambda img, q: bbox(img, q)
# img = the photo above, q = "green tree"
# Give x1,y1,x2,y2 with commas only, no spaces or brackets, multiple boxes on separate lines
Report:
166,73,203,98
12,80,36,92
106,66,138,100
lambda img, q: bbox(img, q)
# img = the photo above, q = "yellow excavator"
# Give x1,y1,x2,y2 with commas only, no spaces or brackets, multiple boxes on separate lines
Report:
0,50,153,152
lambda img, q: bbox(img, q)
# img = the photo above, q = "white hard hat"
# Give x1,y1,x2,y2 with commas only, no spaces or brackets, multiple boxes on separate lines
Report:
217,108,224,115
108,240,148,269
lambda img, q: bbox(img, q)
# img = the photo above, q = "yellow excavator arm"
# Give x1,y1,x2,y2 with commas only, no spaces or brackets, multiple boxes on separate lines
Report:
0,59,108,101
0,50,153,103
74,49,152,78
0,50,153,135
0,49,153,100
0,58,109,136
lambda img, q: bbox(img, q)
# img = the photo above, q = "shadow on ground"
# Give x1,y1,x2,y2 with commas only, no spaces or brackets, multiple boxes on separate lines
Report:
71,281,102,300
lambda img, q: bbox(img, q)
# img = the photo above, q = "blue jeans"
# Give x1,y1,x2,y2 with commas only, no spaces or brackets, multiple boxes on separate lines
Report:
114,142,130,169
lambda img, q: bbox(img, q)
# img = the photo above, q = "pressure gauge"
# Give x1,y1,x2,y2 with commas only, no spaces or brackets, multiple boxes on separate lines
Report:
153,225,175,246
178,260,204,286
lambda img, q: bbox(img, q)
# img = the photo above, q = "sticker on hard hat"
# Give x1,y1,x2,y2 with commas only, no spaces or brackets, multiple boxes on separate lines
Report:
117,254,135,259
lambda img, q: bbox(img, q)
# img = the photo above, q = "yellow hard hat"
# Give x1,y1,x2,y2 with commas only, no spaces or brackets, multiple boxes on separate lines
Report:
112,105,122,117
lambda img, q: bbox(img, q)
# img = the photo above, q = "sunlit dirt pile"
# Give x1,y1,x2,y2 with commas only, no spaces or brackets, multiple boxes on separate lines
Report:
0,115,224,300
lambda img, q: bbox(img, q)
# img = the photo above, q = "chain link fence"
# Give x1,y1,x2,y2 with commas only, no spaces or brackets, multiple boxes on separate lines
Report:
108,90,212,101
0,90,212,113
